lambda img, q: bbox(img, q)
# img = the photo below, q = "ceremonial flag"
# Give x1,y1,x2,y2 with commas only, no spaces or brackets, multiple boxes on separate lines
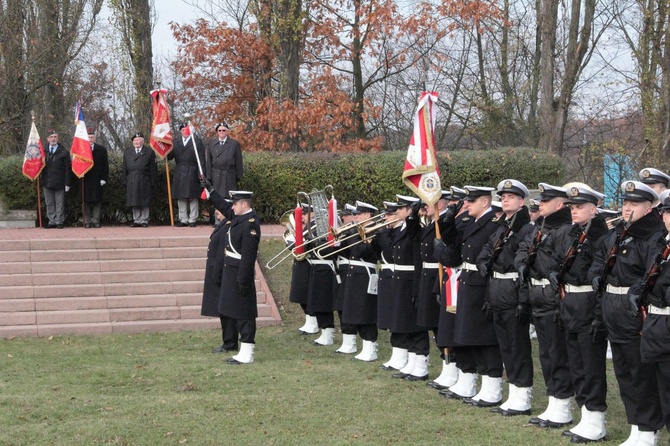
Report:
402,92,441,205
150,89,173,159
22,120,45,181
71,102,94,178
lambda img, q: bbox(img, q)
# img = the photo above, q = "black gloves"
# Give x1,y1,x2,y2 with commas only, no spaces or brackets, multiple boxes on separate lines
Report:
435,293,442,305
482,302,493,321
553,308,564,331
548,272,559,292
411,200,423,217
628,294,641,317
517,265,526,282
591,276,601,293
204,178,215,193
590,319,607,344
477,262,489,278
238,283,252,297
441,201,463,225
515,303,530,325
433,238,445,250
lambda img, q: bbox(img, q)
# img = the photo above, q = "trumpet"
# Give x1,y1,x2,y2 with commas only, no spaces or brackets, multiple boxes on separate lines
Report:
265,210,298,270
316,217,401,259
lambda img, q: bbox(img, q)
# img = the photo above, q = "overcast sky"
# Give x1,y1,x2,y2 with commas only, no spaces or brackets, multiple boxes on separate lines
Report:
152,0,200,58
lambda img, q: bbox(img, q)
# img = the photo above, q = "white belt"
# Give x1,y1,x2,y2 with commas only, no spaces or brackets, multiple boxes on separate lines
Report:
648,305,670,315
530,278,550,287
380,263,395,271
336,257,349,268
395,264,415,272
422,262,439,269
493,272,518,280
606,284,630,295
309,259,333,266
564,284,593,294
460,262,478,272
349,260,377,270
225,249,241,259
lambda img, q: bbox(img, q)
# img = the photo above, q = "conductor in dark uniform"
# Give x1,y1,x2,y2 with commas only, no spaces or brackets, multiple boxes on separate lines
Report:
206,123,243,196
83,128,109,228
207,188,261,365
122,132,157,227
201,210,238,353
169,123,205,227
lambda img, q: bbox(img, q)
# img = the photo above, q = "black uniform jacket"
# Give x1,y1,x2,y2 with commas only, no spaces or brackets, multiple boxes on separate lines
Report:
476,207,534,311
588,212,664,343
122,146,157,207
169,136,205,199
210,190,261,320
414,217,450,328
41,143,72,190
515,207,573,317
439,209,499,345
552,215,609,332
342,224,380,326
83,143,109,203
206,137,243,197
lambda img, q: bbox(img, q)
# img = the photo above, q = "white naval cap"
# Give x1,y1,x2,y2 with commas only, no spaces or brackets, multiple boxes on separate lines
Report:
497,179,530,198
538,183,567,201
354,200,378,214
639,168,670,187
620,180,659,203
463,185,495,201
565,184,605,205
449,186,467,200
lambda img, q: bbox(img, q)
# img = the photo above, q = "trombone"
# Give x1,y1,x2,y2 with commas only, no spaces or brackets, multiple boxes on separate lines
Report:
264,210,298,270
315,216,402,259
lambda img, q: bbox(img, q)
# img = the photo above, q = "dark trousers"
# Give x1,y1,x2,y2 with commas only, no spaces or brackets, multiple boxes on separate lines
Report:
338,310,357,335
391,331,429,355
219,316,239,350
355,323,378,342
565,330,607,411
656,360,670,432
470,345,504,377
315,312,334,329
493,308,533,387
535,312,573,398
454,346,477,373
611,340,663,431
230,318,256,344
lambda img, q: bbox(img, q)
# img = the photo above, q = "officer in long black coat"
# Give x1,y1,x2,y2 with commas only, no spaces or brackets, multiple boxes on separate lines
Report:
333,204,358,354
169,124,205,226
41,129,72,228
206,123,243,197
289,204,316,334
208,188,261,365
122,132,157,227
438,186,502,406
201,210,238,353
588,181,665,445
83,128,109,228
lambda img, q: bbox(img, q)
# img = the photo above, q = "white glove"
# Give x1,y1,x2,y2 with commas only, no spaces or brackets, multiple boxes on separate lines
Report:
100,180,106,186
65,186,70,192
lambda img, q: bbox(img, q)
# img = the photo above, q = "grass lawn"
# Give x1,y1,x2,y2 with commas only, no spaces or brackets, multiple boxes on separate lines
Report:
0,238,666,445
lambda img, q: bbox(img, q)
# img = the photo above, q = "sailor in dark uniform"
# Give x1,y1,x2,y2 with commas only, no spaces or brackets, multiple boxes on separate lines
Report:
589,181,664,445
432,187,469,391
553,184,610,442
638,167,670,197
334,203,359,354
515,183,575,428
637,191,670,443
207,188,261,365
438,186,502,405
476,179,535,415
290,204,317,335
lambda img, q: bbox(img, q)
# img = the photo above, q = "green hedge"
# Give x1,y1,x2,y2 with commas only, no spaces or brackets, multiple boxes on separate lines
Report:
0,148,563,225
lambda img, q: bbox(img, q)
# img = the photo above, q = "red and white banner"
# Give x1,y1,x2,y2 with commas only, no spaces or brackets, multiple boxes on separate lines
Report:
150,89,173,159
71,102,94,178
402,92,441,205
22,121,45,181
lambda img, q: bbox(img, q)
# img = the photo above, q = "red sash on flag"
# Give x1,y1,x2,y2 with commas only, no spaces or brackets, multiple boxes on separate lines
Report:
150,89,173,159
22,121,45,181
402,92,441,205
71,102,94,178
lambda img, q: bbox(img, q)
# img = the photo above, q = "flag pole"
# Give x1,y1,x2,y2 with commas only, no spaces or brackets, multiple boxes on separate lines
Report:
166,161,174,226
36,178,43,228
81,178,86,226
184,113,206,193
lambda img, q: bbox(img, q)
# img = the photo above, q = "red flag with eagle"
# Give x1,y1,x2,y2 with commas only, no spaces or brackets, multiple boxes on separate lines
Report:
150,89,173,159
402,92,441,205
22,120,45,181
70,102,94,178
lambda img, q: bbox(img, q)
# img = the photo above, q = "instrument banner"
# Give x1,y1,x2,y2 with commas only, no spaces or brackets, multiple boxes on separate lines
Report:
402,92,441,205
70,102,94,178
22,121,45,181
150,89,173,159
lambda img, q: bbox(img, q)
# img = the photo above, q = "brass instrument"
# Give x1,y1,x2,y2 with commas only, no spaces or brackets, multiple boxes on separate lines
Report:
315,217,402,259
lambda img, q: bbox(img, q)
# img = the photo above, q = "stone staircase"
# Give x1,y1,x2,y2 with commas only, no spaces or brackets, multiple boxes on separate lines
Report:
0,233,281,337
